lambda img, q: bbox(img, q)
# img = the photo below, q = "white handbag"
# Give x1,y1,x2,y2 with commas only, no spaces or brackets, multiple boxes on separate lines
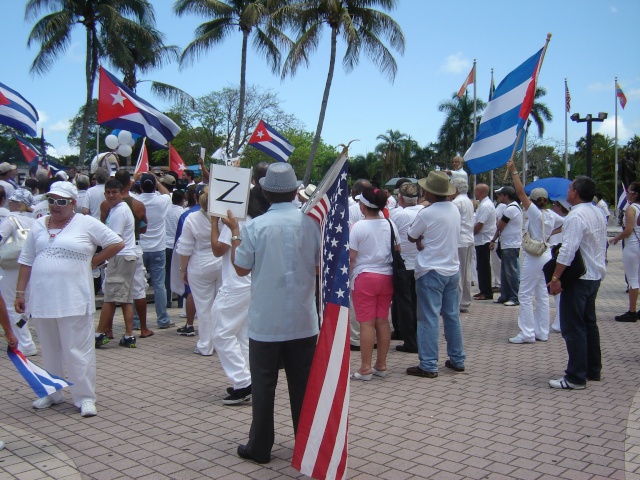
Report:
521,211,547,257
0,217,29,269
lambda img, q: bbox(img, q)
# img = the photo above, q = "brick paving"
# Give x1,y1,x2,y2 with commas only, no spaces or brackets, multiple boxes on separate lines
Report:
0,244,639,479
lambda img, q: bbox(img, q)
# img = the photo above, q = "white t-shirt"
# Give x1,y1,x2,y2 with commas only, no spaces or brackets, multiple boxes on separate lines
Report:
218,220,251,291
450,168,468,183
105,202,137,257
547,210,566,246
596,199,609,220
392,205,421,270
523,204,554,260
0,207,9,223
348,202,364,227
137,192,171,252
175,209,221,274
33,200,49,219
474,197,496,246
452,193,474,247
409,202,460,278
165,204,185,249
349,218,397,283
83,184,106,219
0,180,15,199
499,201,523,249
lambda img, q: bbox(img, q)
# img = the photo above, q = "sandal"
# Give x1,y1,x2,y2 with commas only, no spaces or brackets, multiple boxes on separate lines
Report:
350,371,373,381
372,368,388,378
474,294,493,301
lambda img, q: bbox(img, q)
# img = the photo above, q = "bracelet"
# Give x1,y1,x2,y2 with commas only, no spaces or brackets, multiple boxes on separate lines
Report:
230,235,242,242
16,290,25,294
180,268,187,272
551,276,559,282
511,171,518,176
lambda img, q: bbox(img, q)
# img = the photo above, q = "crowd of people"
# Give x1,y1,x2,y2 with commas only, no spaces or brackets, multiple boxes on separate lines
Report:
0,152,618,463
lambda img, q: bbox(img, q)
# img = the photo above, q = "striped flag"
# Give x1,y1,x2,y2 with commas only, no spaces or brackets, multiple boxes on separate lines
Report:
294,150,350,480
0,81,39,136
169,144,187,173
248,120,294,162
14,134,40,165
464,42,549,174
134,138,149,174
616,82,627,109
618,183,627,211
565,83,571,113
489,69,496,101
457,65,475,99
7,347,71,398
97,66,181,149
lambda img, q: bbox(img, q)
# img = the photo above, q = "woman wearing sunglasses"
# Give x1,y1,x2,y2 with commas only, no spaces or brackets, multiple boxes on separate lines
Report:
14,182,124,417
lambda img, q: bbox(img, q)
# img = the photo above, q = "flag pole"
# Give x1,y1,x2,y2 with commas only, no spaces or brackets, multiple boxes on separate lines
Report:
96,66,100,166
615,76,619,216
504,129,524,182
489,68,494,199
564,78,569,179
472,59,477,198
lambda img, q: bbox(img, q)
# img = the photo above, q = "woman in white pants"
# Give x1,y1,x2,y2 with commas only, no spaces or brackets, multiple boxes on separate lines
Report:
506,161,555,344
177,188,221,356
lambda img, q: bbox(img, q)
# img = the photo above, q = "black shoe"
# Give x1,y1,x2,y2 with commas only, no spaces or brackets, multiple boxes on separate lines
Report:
237,445,270,464
390,331,402,341
176,324,196,336
95,333,109,348
406,366,438,378
226,386,235,395
395,344,418,353
223,385,252,405
587,375,601,381
350,344,360,351
444,360,465,372
118,335,137,348
615,311,638,322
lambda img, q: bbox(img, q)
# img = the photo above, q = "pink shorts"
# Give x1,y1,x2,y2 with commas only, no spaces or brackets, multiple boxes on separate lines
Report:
352,272,393,323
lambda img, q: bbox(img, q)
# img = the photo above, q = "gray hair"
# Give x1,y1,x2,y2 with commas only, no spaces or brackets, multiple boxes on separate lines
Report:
401,195,418,206
93,167,109,184
452,177,468,194
75,174,90,191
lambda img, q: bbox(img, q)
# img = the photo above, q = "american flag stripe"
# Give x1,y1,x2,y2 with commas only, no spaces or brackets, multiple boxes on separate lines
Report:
308,195,330,224
565,83,571,113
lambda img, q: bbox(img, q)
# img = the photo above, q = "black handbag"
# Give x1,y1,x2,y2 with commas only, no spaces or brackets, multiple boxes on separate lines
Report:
387,219,408,292
543,243,587,290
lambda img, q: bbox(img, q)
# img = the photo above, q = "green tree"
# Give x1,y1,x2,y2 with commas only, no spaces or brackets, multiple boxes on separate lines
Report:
620,134,640,186
571,133,615,201
437,93,486,157
375,129,408,181
529,86,553,138
174,0,288,157
26,0,156,166
67,99,113,162
278,0,405,185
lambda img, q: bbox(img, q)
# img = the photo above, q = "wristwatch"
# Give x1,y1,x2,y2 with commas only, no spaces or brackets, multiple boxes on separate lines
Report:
230,235,242,242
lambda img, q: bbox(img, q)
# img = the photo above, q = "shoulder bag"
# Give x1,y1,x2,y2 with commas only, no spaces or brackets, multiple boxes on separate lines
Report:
0,216,29,270
542,243,587,291
387,219,408,292
521,209,548,256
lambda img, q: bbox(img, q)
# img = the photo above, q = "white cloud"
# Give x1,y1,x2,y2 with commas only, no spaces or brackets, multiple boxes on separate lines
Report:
439,52,471,75
48,143,78,158
610,6,618,13
587,82,609,92
596,116,632,142
48,119,71,132
627,88,640,100
37,110,49,123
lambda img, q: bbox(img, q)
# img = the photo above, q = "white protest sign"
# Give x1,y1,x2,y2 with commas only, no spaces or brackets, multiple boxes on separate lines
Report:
200,147,205,160
208,164,252,219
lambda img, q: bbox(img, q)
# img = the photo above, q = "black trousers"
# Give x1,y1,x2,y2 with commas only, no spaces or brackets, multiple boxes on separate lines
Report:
393,269,418,350
475,243,493,297
245,335,317,461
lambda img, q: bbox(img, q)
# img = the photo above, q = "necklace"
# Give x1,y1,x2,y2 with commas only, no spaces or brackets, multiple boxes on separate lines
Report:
47,213,75,241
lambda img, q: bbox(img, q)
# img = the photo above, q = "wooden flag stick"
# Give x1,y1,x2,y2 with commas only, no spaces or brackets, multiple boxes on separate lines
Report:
503,128,525,182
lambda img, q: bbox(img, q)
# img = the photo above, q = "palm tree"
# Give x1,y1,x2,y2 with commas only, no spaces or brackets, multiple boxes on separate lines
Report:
174,0,288,157
375,129,408,180
277,0,405,185
437,93,486,157
25,0,156,166
529,86,553,138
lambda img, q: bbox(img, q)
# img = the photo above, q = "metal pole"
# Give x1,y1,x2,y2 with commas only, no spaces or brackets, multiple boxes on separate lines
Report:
586,120,593,178
614,77,619,216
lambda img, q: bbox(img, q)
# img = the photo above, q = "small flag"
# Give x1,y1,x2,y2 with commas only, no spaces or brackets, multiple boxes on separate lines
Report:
565,83,571,113
14,134,40,165
464,44,547,174
248,120,294,162
169,144,187,173
294,151,350,480
135,138,149,174
616,82,627,109
489,69,496,101
7,347,71,398
97,66,181,149
457,65,475,99
0,81,39,136
618,183,627,211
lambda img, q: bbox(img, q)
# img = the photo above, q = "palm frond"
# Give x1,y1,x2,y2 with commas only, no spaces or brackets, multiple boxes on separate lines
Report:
27,11,74,75
147,81,196,108
179,19,236,67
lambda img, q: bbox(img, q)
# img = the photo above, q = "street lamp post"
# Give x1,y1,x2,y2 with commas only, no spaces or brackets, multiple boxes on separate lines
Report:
570,112,608,178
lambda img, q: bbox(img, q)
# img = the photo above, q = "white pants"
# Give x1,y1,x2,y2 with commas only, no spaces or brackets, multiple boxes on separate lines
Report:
458,245,474,309
491,249,501,288
551,293,561,331
623,243,640,289
211,287,251,389
34,314,96,407
516,253,551,341
189,266,221,355
0,268,36,354
132,247,147,300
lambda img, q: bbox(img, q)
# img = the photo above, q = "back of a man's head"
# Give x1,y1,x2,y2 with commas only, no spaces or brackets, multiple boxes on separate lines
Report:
573,176,597,202
93,168,109,185
114,169,131,189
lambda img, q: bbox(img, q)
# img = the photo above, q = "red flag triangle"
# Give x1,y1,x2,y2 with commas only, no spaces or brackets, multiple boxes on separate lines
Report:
248,120,272,144
97,66,140,124
0,90,10,106
169,145,186,173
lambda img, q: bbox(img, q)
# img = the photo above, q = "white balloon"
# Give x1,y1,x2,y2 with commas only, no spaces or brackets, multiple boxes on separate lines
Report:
117,144,133,157
105,134,119,150
126,136,136,147
117,130,133,145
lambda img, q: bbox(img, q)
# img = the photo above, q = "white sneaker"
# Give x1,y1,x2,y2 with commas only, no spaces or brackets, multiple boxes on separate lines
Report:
0,440,5,450
535,336,548,342
80,400,97,417
508,335,534,344
551,326,561,333
549,377,585,390
504,300,519,306
179,312,187,318
22,347,38,356
32,395,64,409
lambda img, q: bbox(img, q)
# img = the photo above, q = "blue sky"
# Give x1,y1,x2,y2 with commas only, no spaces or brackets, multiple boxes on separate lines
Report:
1,1,639,165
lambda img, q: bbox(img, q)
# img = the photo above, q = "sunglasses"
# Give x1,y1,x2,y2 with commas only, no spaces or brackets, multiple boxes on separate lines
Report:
47,197,72,206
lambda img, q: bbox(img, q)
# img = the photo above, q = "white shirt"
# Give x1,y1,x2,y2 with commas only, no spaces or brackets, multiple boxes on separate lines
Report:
137,192,171,252
547,210,566,246
175,209,221,275
105,202,137,257
350,218,397,283
165,204,185,249
499,201,523,249
624,204,640,247
450,168,468,183
33,200,49,219
392,205,421,270
523,204,554,261
0,207,9,223
409,201,460,278
348,202,364,227
557,202,607,281
452,193,474,247
596,199,609,220
76,190,87,213
218,221,251,291
474,197,496,245
0,180,15,199
83,184,106,219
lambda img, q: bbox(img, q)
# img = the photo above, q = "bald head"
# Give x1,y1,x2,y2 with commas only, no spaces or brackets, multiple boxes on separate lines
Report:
475,183,489,200
351,179,372,200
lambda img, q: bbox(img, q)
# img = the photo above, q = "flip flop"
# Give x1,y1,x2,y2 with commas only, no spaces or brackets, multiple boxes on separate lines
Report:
140,331,155,338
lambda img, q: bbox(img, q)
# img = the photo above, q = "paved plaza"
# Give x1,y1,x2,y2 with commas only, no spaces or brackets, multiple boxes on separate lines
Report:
0,244,639,480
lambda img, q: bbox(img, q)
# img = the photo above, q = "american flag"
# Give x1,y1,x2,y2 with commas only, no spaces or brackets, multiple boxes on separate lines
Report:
565,82,571,113
293,150,350,480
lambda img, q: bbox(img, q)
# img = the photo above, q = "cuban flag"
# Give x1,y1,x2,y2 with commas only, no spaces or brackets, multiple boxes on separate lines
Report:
97,66,181,149
248,120,294,162
294,151,350,480
14,134,40,165
464,45,547,174
0,82,39,137
7,347,71,398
